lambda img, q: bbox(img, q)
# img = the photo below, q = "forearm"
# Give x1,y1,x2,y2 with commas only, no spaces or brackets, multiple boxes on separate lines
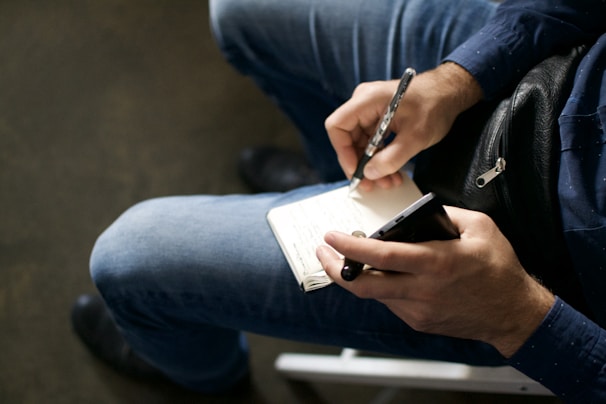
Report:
429,62,484,115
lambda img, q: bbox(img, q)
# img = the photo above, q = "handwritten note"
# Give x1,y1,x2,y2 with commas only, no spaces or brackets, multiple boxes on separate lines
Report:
267,175,421,291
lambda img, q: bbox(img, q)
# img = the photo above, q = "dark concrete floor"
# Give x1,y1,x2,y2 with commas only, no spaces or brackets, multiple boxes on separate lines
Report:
0,2,563,403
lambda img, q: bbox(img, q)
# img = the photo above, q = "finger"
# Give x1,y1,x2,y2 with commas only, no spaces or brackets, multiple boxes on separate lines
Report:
325,89,379,135
325,82,399,178
325,114,365,178
327,127,365,178
363,143,414,180
356,173,403,192
373,172,404,189
316,244,415,300
322,231,435,275
325,90,381,147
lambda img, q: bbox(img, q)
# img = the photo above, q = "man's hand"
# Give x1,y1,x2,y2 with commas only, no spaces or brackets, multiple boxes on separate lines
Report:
325,62,483,192
316,206,555,358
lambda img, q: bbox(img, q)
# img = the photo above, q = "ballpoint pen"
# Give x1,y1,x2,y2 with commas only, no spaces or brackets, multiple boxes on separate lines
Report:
348,67,416,194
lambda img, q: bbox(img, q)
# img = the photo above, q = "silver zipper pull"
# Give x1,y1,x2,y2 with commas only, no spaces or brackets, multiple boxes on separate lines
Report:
476,157,506,188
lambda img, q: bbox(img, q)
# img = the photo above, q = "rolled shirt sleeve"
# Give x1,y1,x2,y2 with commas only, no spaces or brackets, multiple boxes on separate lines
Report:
443,0,606,99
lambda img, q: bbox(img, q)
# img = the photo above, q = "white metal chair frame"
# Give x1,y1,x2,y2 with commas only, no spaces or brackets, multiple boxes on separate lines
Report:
275,348,553,398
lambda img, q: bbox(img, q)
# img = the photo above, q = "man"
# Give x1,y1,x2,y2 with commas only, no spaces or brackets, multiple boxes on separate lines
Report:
72,0,606,401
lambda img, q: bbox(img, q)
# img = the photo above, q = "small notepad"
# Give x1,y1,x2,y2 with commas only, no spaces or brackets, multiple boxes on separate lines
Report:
266,175,422,291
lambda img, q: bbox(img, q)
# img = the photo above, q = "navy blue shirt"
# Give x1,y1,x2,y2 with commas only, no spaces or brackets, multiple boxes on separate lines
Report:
445,1,606,401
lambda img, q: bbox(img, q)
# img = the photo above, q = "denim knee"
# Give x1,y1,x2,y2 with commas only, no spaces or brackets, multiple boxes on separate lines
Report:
89,199,165,299
208,0,253,57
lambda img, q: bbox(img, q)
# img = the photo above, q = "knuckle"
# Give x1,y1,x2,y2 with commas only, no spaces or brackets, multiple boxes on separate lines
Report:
324,114,337,131
383,160,402,174
352,81,386,99
467,209,493,227
352,81,374,95
373,248,398,270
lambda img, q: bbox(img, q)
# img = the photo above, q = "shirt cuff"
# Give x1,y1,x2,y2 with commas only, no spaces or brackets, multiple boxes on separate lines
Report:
442,22,529,99
506,296,606,400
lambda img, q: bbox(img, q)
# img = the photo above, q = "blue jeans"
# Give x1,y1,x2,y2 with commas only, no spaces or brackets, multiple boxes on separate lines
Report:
210,0,498,182
91,0,500,393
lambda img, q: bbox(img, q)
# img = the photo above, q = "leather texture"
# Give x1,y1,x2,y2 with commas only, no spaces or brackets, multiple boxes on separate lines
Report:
414,45,590,313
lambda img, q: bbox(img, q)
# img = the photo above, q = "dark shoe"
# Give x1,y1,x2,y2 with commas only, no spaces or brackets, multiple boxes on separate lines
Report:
71,294,165,380
237,146,322,193
71,294,253,394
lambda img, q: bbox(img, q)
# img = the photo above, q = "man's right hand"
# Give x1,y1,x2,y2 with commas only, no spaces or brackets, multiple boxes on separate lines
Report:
324,62,484,192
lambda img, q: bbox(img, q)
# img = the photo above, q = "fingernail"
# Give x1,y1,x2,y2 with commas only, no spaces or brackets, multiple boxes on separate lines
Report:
316,245,329,259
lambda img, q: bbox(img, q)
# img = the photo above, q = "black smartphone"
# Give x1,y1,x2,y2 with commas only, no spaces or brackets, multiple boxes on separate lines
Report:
340,192,459,281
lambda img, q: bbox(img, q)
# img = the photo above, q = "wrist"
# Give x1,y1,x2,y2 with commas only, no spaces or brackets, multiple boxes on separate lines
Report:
432,62,484,115
490,279,555,358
